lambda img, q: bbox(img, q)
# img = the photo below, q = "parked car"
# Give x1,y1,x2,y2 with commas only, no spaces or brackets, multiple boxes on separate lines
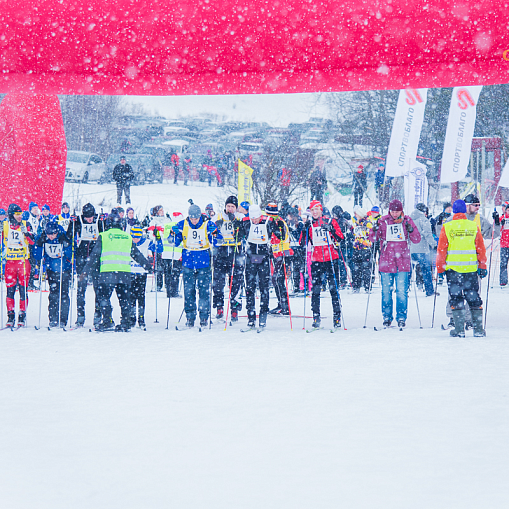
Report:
103,153,155,185
65,151,107,183
138,144,172,182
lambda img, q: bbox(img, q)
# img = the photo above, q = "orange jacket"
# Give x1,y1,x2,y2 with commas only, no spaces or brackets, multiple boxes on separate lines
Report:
436,213,487,273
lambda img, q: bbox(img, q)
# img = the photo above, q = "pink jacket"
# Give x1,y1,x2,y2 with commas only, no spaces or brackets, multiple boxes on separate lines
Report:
369,214,421,273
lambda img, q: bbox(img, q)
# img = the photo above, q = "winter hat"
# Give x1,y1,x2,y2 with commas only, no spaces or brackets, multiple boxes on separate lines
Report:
452,199,467,214
265,202,279,216
151,205,163,216
29,201,38,212
8,204,22,219
106,211,122,230
415,203,427,213
356,164,364,172
288,206,299,217
130,225,143,239
464,193,480,204
188,204,202,219
0,208,5,215
502,201,509,210
225,195,239,208
309,200,322,210
389,199,403,212
126,207,134,215
331,205,343,218
353,205,366,218
61,202,70,210
443,202,452,211
22,211,29,221
371,206,380,213
172,212,184,220
42,204,50,212
120,155,126,161
112,206,124,216
45,222,59,235
205,203,214,212
240,201,250,211
249,204,263,219
82,203,96,218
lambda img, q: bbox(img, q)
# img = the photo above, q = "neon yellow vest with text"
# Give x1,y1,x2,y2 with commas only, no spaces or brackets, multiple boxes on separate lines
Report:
443,219,478,273
3,221,29,260
99,230,132,272
164,222,182,254
271,219,291,254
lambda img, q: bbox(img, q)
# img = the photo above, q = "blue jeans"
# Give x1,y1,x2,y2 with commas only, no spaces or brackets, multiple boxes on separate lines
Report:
411,253,434,295
380,272,410,322
183,266,211,322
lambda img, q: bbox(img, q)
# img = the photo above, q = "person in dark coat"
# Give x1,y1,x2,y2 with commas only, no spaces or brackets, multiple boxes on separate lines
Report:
353,164,367,207
112,156,135,204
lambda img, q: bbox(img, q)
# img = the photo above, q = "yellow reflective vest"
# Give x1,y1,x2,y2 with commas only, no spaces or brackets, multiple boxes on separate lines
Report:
99,230,132,273
443,218,479,273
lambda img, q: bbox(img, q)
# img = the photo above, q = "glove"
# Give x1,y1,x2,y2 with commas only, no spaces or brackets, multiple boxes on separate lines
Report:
405,221,414,233
171,225,179,234
226,212,235,221
493,210,500,226
502,218,506,226
70,215,78,222
20,224,28,234
322,223,333,232
99,214,106,221
477,268,488,279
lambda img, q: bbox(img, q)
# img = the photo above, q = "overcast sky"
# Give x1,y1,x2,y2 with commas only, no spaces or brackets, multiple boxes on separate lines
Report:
125,93,330,126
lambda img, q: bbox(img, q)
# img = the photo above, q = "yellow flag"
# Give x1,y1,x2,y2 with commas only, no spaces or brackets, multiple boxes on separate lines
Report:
238,160,253,204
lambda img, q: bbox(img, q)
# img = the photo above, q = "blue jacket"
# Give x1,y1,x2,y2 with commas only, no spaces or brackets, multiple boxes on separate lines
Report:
34,227,73,272
171,216,222,269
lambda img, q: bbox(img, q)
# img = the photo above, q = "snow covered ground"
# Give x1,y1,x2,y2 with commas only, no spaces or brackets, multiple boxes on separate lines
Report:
1,181,508,508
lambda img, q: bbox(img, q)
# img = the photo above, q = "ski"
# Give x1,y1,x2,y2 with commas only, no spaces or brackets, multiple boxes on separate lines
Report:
374,326,399,331
240,327,257,333
175,325,194,331
306,327,325,333
257,327,266,333
330,327,342,333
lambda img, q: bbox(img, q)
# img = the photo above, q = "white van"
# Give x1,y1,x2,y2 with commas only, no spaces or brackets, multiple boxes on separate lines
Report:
162,139,190,155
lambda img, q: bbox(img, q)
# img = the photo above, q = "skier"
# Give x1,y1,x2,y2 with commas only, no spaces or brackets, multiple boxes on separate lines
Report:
350,206,374,293
352,165,367,207
300,200,344,329
57,202,71,232
286,206,305,294
124,207,137,236
80,210,152,331
498,203,509,287
27,202,41,289
213,196,244,321
436,199,487,337
39,204,53,233
331,205,350,289
147,205,166,291
34,221,72,328
169,204,222,328
369,199,421,328
112,156,135,204
2,203,35,327
129,225,163,328
161,212,184,298
266,203,293,315
66,203,104,327
236,204,278,329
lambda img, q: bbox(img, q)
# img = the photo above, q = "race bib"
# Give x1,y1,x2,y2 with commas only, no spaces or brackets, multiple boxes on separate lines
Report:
248,222,268,244
386,223,405,242
186,227,207,249
353,226,366,238
220,220,235,240
59,218,70,230
45,243,63,259
7,228,24,248
312,225,330,247
81,222,99,241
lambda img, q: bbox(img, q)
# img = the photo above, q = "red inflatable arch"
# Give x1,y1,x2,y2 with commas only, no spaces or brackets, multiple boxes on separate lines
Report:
0,0,508,209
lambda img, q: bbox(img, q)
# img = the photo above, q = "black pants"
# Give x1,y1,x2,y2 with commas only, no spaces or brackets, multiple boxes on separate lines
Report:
290,247,305,291
336,243,348,285
446,270,482,311
98,281,131,327
500,247,509,286
130,273,147,321
213,249,244,310
155,252,164,290
351,249,372,290
76,257,101,321
162,258,182,297
116,184,131,204
271,256,289,310
311,261,341,318
47,269,71,325
245,256,270,321
353,189,363,207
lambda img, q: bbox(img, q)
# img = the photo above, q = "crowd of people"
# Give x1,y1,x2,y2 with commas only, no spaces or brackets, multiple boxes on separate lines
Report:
0,191,503,336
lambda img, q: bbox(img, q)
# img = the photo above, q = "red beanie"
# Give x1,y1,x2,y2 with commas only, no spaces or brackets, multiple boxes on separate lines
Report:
309,200,322,210
389,199,403,212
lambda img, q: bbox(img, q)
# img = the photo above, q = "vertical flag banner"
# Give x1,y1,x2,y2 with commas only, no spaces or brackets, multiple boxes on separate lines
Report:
440,86,483,183
404,161,428,210
238,160,253,204
386,88,428,177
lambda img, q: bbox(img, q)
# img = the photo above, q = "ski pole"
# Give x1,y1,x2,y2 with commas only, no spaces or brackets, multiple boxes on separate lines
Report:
362,240,377,329
209,248,214,330
411,262,423,329
325,225,345,330
69,219,75,327
484,217,496,327
282,253,293,330
431,266,439,328
302,226,309,330
223,244,237,331
37,259,43,330
58,251,64,328
154,247,159,323
166,243,174,330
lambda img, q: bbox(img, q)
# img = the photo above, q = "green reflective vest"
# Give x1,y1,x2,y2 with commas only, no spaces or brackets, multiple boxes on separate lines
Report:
443,219,478,273
163,222,182,255
100,230,132,273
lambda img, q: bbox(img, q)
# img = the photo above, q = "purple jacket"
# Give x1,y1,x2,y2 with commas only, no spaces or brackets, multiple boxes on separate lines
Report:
370,214,421,273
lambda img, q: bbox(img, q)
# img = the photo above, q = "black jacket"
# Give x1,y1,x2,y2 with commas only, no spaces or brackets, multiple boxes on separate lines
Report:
112,163,135,185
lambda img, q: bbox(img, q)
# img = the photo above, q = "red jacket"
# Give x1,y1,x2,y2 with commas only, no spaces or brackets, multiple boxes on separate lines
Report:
301,217,344,263
501,211,509,248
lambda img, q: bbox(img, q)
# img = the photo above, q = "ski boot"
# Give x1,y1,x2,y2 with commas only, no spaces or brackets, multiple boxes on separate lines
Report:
231,309,239,322
75,315,85,328
138,315,146,328
49,321,58,328
97,317,115,332
333,315,341,329
470,308,486,337
6,311,15,328
199,318,208,328
397,320,406,328
247,319,256,328
312,315,321,329
450,309,466,338
269,305,282,315
383,318,392,327
93,311,102,326
185,318,195,328
216,307,224,320
259,312,267,329
18,311,26,327
129,315,137,328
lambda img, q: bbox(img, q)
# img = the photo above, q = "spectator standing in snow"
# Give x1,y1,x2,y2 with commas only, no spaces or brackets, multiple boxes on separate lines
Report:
352,165,367,207
309,167,326,204
113,156,135,205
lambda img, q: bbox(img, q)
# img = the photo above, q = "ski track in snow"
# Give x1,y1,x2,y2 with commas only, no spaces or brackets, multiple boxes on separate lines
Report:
1,182,508,508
